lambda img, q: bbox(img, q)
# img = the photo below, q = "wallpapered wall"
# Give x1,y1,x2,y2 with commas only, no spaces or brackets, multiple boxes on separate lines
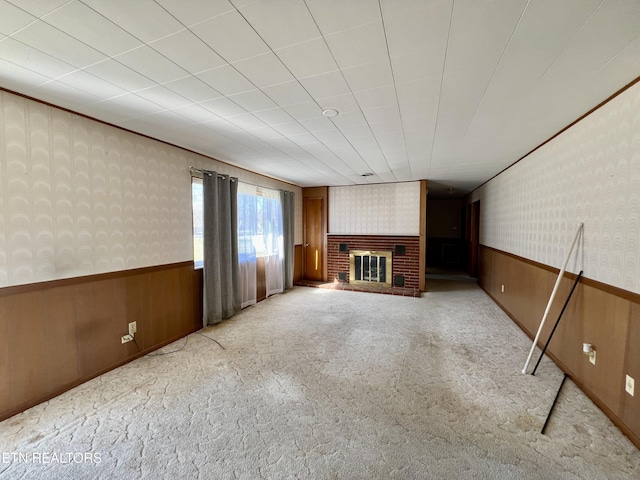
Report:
472,81,640,294
0,91,302,288
329,182,421,235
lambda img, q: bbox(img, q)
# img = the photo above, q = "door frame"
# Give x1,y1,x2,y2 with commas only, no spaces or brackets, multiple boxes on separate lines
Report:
302,187,328,281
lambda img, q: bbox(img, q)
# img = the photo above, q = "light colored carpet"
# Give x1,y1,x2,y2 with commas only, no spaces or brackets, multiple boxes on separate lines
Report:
1,279,638,479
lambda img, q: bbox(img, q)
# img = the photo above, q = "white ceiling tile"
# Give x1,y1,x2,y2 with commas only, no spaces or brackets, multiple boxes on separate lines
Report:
391,51,446,84
275,37,338,79
199,118,242,135
97,94,165,120
122,109,195,130
114,46,188,84
232,53,295,88
252,107,295,126
363,104,401,125
339,124,375,139
245,126,284,141
306,0,380,35
313,129,351,149
42,1,142,57
149,29,227,73
0,37,76,78
381,0,452,58
353,85,397,109
330,110,367,129
135,85,192,110
0,57,50,90
288,132,319,146
190,10,269,63
196,64,255,96
0,1,36,35
29,80,102,108
399,100,437,130
396,77,441,104
226,113,268,130
283,101,323,121
156,0,235,27
55,70,128,99
84,59,156,91
227,89,278,112
80,0,185,43
237,0,320,49
317,93,360,114
271,122,308,136
73,101,131,124
342,60,393,92
299,116,334,132
375,171,398,183
11,21,106,68
370,120,403,135
201,97,248,118
325,21,388,68
5,0,68,17
170,103,219,124
261,80,313,106
299,70,350,99
163,76,223,103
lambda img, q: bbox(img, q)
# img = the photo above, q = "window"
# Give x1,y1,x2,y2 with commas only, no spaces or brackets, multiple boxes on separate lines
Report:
192,177,203,268
237,183,282,259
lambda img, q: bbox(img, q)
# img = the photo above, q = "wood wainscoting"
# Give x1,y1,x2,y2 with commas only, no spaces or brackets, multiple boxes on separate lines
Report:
0,262,203,422
479,245,640,448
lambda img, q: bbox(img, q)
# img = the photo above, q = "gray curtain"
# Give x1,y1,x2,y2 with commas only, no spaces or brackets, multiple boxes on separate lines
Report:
203,172,241,326
281,190,295,290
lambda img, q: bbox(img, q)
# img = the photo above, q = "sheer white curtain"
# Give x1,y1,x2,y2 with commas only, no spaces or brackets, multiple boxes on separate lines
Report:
238,182,258,308
262,188,284,297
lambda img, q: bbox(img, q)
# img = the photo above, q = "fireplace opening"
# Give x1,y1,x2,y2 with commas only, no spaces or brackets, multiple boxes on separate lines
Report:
349,250,392,287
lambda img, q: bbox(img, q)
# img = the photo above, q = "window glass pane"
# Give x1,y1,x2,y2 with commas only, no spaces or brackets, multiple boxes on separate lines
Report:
192,178,203,268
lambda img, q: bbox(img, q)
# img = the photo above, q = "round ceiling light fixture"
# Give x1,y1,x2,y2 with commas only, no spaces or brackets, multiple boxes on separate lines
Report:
322,108,339,118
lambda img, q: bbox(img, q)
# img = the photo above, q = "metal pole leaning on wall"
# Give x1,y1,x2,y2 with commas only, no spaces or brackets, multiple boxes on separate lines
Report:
531,270,583,376
522,222,584,374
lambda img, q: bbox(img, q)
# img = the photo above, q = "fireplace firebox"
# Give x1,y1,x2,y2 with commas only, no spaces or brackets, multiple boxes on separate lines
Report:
349,250,392,287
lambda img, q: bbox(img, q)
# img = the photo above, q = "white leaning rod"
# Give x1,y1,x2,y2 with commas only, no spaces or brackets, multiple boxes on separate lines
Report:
522,222,584,374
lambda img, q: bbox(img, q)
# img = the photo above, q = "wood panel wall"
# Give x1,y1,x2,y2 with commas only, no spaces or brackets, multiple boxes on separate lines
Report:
0,262,202,422
479,245,640,448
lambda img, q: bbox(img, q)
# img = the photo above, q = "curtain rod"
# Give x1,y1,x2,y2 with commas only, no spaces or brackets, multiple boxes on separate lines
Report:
189,166,236,181
189,166,294,194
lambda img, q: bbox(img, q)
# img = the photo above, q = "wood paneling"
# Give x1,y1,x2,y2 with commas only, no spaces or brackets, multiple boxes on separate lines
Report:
0,297,11,417
0,262,202,422
6,292,49,406
479,245,640,448
43,287,79,390
294,244,303,283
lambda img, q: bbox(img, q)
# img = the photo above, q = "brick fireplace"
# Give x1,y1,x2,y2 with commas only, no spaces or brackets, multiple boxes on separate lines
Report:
327,235,421,290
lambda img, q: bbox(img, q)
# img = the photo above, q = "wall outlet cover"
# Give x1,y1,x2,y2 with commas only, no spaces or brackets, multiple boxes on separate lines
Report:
626,375,635,396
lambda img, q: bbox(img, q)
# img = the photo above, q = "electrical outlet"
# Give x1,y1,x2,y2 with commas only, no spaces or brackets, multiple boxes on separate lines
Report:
501,284,504,293
129,321,137,337
626,375,635,396
121,334,133,344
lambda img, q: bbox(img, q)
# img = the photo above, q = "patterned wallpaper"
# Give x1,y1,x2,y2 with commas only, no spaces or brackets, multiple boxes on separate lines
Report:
0,91,302,288
329,182,421,235
472,81,640,294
